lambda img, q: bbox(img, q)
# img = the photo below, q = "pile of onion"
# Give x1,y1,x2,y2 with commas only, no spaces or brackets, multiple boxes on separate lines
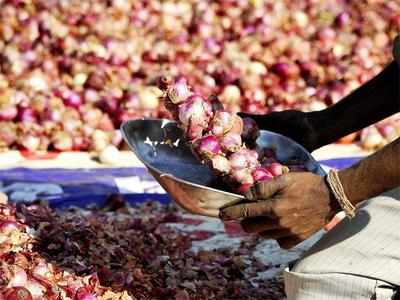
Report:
158,77,295,194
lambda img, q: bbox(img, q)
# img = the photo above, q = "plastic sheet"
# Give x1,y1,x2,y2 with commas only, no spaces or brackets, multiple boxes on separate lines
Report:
0,157,362,208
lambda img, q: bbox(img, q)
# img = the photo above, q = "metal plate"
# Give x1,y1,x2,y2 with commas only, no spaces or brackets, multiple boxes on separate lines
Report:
121,119,325,217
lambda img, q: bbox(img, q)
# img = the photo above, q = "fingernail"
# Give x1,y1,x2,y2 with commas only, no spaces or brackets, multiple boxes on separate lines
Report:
219,209,232,221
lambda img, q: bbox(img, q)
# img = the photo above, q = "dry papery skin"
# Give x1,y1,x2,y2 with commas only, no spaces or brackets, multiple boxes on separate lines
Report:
159,77,308,194
0,196,285,300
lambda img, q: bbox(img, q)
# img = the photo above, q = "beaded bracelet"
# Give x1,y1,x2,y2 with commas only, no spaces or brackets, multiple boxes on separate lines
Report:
326,169,356,219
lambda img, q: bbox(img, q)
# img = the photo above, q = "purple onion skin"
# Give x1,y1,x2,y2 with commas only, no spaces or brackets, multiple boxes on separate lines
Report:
252,167,273,182
196,135,221,159
241,117,260,146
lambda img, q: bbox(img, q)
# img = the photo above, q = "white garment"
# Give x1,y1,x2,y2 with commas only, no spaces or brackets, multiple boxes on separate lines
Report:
284,187,400,300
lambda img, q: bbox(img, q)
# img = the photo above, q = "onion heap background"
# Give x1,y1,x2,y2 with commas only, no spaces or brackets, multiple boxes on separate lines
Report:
0,0,399,153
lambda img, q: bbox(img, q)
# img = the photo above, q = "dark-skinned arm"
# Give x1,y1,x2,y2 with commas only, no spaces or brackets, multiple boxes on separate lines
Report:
308,61,399,149
340,137,400,206
240,35,400,151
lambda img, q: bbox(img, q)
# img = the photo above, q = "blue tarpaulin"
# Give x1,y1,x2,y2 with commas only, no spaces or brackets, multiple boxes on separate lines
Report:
0,157,362,208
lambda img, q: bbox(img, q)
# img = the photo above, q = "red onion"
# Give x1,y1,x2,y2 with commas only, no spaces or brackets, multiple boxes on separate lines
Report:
252,167,273,182
195,135,221,159
229,149,259,170
3,287,32,300
211,155,231,174
178,95,212,127
97,114,115,131
265,162,285,177
0,106,18,121
271,63,299,79
16,108,37,123
63,91,83,108
334,12,350,28
210,111,233,136
377,124,397,142
25,280,45,299
220,133,242,153
32,264,49,278
167,78,191,104
241,118,260,146
75,288,97,300
52,131,73,151
8,266,28,288
232,168,254,185
20,135,40,152
0,221,19,234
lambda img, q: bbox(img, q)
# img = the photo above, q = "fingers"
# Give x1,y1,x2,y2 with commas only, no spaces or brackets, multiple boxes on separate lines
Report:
241,217,280,233
220,201,275,220
245,175,289,201
276,236,303,250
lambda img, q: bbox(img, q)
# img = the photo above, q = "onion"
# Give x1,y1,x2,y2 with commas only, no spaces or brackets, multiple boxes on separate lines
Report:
3,287,32,300
8,266,28,288
25,280,45,299
265,162,285,177
178,95,212,140
241,118,260,145
111,130,123,146
178,95,212,127
32,264,49,278
75,288,97,300
211,111,235,136
271,63,299,79
167,78,191,104
0,221,19,235
52,131,73,151
220,133,242,153
0,106,18,121
195,135,221,159
97,114,115,131
232,168,254,185
63,91,83,108
229,149,259,170
334,11,350,28
20,135,40,152
211,155,231,174
0,193,7,205
220,85,241,105
360,127,384,150
377,124,397,142
16,108,37,123
252,167,273,182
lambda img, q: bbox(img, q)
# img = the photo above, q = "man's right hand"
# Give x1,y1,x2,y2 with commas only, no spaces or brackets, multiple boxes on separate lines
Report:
238,110,320,152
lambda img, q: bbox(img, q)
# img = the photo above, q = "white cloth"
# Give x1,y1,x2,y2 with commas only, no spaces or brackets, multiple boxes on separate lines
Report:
284,187,400,300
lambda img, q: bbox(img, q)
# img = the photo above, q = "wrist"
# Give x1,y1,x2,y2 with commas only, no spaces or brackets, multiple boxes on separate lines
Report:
323,175,342,217
325,170,357,218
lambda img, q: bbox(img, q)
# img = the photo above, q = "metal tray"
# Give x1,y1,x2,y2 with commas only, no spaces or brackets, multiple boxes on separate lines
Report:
121,119,325,217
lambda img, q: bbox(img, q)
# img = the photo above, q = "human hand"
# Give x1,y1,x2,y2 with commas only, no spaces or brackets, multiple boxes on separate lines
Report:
219,172,341,249
238,110,320,152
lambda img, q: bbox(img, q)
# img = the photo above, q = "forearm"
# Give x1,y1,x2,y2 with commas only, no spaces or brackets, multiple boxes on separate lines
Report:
338,137,400,206
309,61,400,149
